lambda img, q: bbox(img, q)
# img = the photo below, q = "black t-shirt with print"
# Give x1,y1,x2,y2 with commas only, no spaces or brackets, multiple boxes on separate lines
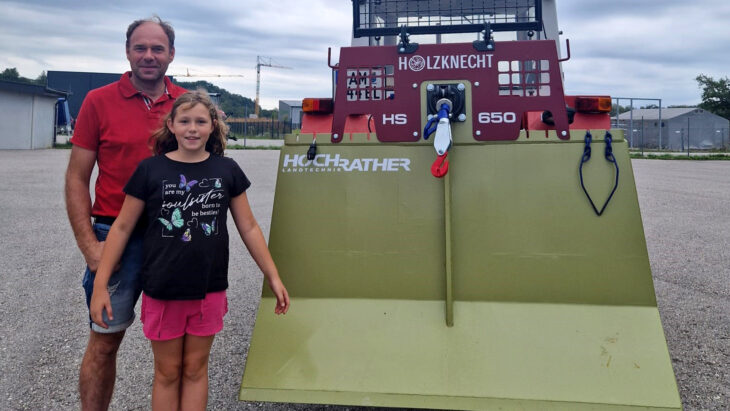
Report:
124,154,250,300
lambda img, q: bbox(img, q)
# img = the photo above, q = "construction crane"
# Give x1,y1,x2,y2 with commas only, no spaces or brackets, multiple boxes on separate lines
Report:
255,56,291,117
169,68,244,78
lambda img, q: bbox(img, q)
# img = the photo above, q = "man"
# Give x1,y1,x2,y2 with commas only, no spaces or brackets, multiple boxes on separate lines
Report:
65,16,186,410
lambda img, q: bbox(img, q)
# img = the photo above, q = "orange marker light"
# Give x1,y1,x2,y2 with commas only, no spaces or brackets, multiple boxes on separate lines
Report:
575,96,612,113
302,98,334,114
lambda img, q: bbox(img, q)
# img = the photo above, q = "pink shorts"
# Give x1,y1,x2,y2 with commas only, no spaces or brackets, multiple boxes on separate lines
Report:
141,290,228,341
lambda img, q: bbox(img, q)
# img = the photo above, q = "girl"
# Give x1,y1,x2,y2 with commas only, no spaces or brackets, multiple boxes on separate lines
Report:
90,90,289,410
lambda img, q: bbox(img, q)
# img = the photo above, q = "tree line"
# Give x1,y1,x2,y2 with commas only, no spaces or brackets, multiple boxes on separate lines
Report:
171,79,277,119
1,67,46,85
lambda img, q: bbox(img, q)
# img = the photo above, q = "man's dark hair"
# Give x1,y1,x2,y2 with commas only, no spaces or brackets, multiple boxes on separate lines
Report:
126,15,175,50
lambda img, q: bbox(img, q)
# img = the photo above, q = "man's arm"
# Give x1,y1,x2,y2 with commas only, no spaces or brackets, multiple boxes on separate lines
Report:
65,145,103,271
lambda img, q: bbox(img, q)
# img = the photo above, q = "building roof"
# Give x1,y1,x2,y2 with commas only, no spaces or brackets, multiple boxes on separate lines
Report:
617,107,703,121
0,79,68,98
280,100,302,108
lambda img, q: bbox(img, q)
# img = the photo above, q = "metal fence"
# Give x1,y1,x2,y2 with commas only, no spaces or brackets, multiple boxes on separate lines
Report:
615,125,729,153
225,118,292,139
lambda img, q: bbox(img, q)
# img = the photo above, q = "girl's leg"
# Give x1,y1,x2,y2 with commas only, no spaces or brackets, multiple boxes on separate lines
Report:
179,334,215,411
150,337,184,411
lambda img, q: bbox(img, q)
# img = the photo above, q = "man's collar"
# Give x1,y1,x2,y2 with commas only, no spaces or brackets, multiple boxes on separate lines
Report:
118,71,176,99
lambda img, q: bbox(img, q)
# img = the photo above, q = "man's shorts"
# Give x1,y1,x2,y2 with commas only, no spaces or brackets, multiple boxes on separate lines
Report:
141,290,228,341
82,222,143,333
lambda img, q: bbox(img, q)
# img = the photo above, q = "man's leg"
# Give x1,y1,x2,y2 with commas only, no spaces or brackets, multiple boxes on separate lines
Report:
79,330,125,411
79,225,143,410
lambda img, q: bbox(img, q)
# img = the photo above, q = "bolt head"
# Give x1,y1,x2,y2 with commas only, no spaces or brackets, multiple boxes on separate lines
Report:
426,84,434,91
475,82,480,87
333,133,339,139
458,114,466,122
412,83,418,88
476,130,481,136
399,47,405,53
413,131,418,137
561,131,567,136
457,83,465,91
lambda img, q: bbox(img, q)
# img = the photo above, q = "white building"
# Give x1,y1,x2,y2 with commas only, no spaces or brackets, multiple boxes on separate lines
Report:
0,80,67,149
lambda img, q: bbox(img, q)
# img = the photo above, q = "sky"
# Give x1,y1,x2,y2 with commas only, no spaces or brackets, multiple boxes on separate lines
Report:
1,0,728,109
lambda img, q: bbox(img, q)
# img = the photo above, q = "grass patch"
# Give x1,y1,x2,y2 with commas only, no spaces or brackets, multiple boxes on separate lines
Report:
630,153,730,160
228,133,286,141
226,145,281,150
53,143,73,149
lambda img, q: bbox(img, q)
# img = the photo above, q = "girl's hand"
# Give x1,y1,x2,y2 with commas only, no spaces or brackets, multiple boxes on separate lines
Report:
268,278,290,315
90,286,113,328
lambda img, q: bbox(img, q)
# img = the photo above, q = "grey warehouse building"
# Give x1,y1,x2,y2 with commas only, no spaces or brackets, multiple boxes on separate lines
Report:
279,100,303,129
617,108,729,150
47,71,121,119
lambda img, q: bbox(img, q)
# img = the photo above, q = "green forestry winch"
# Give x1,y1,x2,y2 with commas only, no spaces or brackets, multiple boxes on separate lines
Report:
240,1,681,409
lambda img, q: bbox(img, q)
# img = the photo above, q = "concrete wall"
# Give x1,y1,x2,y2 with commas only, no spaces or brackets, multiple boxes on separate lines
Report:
0,90,56,149
31,95,56,149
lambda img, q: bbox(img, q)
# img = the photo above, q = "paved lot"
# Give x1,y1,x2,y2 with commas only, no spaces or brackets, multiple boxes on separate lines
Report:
0,150,727,410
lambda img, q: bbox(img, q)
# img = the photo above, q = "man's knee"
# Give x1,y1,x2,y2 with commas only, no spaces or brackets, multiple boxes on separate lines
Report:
87,331,125,359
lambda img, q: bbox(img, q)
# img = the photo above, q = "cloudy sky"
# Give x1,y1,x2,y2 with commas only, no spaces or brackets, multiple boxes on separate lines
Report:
1,0,728,109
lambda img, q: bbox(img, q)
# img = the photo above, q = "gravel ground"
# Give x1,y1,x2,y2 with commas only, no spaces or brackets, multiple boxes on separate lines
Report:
0,150,727,410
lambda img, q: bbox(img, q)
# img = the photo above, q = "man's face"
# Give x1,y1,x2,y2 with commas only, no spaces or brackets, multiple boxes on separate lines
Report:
126,22,175,84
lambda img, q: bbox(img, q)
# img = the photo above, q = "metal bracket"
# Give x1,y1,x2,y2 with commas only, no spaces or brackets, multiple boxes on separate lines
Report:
397,26,419,54
426,83,466,120
558,38,571,62
472,22,495,52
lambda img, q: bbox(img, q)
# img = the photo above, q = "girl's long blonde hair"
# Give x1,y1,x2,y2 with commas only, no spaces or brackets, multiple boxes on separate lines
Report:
151,90,228,155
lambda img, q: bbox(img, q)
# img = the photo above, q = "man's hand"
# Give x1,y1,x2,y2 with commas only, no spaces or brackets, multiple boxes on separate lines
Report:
82,240,105,272
90,286,113,329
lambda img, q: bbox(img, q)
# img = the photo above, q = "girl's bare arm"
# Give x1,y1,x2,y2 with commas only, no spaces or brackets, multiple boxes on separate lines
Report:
230,192,289,314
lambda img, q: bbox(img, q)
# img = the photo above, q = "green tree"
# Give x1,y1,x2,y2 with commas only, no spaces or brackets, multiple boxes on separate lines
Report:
610,104,633,118
696,74,730,120
0,67,21,81
34,71,47,85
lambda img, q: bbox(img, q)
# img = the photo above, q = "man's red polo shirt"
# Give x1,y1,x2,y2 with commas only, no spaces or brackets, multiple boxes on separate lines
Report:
71,72,187,218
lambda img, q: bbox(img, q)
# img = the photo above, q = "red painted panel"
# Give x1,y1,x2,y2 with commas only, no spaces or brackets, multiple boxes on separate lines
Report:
331,40,570,143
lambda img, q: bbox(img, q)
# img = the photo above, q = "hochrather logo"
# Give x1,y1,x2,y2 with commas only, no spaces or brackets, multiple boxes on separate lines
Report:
282,154,411,173
399,54,493,71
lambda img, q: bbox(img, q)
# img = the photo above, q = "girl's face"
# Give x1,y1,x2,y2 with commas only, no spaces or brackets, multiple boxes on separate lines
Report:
167,103,214,155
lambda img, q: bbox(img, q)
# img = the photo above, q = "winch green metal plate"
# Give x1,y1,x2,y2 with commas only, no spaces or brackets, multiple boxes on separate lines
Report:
239,131,681,410
241,299,679,410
